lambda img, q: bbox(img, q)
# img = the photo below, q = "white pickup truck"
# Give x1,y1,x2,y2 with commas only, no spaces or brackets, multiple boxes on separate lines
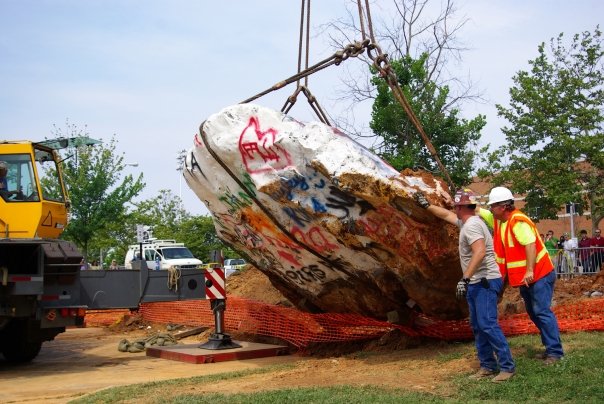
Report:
224,258,246,277
124,239,203,270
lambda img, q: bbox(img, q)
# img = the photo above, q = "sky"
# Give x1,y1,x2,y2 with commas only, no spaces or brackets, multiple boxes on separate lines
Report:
0,0,602,215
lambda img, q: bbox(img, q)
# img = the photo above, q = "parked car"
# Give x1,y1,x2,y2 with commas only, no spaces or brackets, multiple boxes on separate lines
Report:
224,258,246,277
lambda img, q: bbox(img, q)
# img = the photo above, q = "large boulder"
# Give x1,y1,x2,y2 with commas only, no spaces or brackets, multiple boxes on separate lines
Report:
184,104,466,321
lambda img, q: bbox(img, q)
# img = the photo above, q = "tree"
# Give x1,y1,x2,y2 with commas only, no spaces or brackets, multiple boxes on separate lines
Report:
485,28,604,227
176,216,236,262
370,53,485,185
320,0,485,185
128,190,234,262
129,189,191,240
325,0,481,139
53,123,145,261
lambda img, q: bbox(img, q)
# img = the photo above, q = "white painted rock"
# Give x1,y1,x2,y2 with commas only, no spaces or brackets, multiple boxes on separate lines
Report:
184,104,465,320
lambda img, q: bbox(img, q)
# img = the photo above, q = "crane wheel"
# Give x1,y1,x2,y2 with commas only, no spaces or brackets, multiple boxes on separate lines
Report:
0,320,43,363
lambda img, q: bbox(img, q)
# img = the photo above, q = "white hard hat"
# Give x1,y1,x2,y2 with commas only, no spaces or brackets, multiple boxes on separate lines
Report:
487,186,514,205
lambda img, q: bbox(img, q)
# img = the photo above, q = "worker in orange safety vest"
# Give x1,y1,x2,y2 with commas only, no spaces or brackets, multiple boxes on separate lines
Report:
480,187,564,365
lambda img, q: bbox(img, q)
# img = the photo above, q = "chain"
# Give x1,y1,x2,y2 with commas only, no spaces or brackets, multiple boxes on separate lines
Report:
241,0,370,126
241,40,370,110
241,0,455,191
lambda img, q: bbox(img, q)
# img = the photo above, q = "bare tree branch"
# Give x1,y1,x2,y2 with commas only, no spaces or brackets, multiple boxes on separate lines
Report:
320,0,482,141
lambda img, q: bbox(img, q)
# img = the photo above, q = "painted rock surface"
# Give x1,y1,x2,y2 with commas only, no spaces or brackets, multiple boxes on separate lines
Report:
184,104,466,321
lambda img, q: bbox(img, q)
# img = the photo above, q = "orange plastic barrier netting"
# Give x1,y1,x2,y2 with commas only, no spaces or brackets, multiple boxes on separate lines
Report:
81,297,604,348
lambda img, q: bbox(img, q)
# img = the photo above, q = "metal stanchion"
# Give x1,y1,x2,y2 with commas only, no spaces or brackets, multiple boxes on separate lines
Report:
199,299,241,350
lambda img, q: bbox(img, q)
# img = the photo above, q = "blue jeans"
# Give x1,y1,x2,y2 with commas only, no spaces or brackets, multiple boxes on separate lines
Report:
519,270,564,358
467,278,515,372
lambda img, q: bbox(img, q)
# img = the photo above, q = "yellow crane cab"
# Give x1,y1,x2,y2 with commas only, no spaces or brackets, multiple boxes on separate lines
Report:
0,140,70,239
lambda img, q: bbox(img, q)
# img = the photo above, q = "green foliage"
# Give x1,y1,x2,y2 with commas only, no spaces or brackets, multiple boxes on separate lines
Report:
176,215,236,262
53,124,145,260
370,53,486,187
129,189,191,240
488,28,604,224
44,124,236,266
126,190,234,262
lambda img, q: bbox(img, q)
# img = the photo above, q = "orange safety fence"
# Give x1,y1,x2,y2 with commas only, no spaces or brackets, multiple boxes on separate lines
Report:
85,297,604,348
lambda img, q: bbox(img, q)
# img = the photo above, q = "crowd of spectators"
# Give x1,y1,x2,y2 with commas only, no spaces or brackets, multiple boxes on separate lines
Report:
541,229,604,275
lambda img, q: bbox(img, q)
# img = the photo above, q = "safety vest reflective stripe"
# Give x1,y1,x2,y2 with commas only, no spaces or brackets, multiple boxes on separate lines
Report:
507,260,527,268
496,257,506,264
536,248,548,262
506,231,515,248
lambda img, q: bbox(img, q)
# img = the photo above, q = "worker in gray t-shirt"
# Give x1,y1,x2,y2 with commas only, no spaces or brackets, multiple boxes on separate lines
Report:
458,215,501,284
414,188,515,383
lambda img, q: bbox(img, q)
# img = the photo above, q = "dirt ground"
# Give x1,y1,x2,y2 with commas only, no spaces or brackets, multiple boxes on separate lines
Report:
1,268,602,403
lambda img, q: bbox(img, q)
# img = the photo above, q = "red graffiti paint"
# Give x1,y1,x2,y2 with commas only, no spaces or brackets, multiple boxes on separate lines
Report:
278,250,301,266
239,116,293,174
290,225,338,253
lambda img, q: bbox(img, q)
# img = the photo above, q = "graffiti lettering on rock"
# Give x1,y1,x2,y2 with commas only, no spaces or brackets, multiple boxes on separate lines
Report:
356,205,409,250
287,175,310,195
290,225,338,253
311,197,327,213
241,172,257,197
326,186,375,218
263,233,301,252
185,151,210,182
283,206,314,227
239,116,293,174
218,188,253,214
285,264,326,285
278,250,302,266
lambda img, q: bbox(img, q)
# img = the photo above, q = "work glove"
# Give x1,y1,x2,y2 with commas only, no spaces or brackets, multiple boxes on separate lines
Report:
413,191,430,209
456,278,470,300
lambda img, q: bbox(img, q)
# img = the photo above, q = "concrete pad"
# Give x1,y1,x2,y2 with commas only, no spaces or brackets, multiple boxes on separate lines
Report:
146,341,289,364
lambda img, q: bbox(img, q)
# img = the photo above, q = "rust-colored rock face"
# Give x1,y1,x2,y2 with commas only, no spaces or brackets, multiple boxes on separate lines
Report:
184,104,466,321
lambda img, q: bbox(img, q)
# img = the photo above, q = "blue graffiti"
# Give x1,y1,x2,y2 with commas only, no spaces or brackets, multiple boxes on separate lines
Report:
311,197,327,213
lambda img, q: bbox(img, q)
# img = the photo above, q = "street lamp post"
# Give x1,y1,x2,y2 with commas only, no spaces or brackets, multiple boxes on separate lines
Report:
176,150,186,201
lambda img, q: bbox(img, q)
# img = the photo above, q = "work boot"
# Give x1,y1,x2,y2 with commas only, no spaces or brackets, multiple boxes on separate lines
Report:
544,356,562,366
469,368,497,379
492,371,515,383
532,351,547,360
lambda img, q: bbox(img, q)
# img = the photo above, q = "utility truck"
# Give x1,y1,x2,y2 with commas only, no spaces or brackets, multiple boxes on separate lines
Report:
124,239,203,270
0,138,206,362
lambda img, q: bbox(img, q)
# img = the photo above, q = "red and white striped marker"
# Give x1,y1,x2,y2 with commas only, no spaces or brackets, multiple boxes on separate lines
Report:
205,268,225,299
